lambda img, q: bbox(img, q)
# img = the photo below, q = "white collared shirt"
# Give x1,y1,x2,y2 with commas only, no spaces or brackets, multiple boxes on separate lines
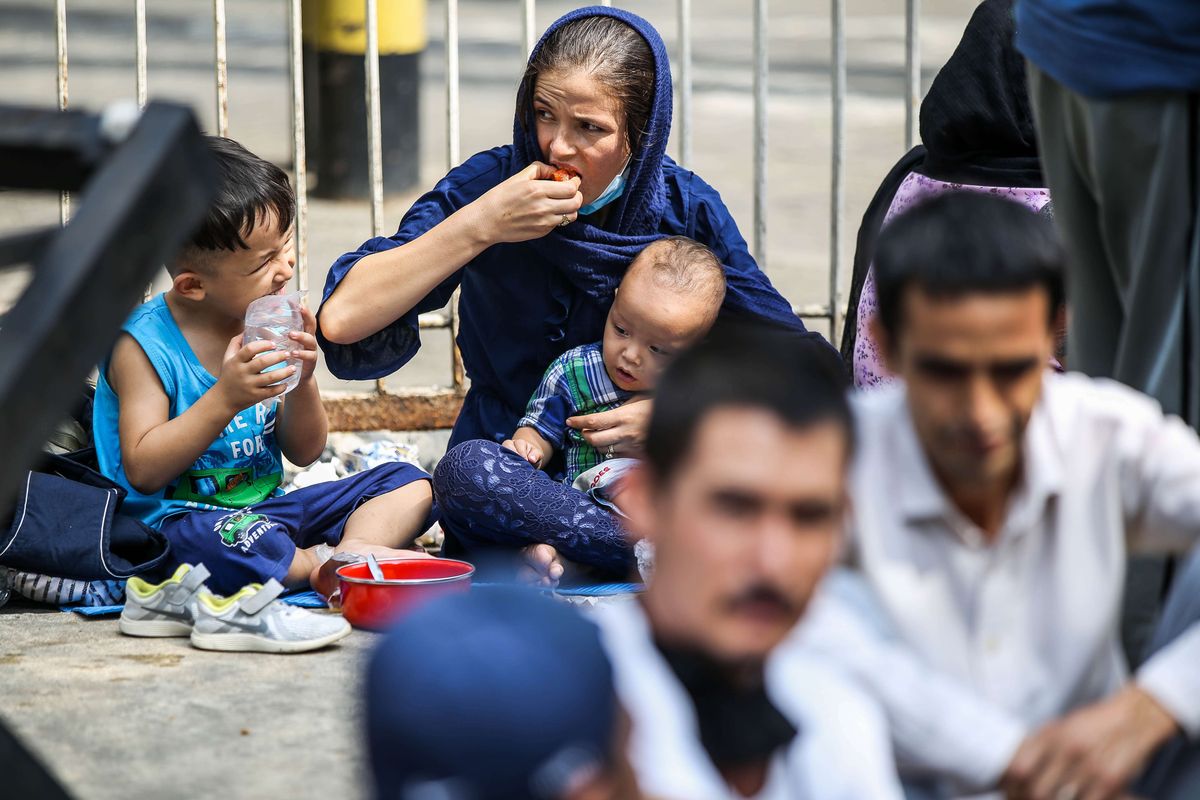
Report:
591,599,904,800
830,372,1200,791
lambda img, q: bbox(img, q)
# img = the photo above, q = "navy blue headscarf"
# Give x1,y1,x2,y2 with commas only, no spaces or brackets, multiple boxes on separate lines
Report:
515,6,674,301
516,6,671,236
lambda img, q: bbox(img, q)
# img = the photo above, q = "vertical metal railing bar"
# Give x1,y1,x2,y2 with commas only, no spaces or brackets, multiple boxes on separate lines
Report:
135,0,148,109
904,0,920,150
677,0,692,169
289,0,308,293
450,290,466,390
213,0,229,136
56,0,70,225
830,0,846,340
751,0,767,269
365,0,387,395
365,0,385,239
137,0,151,300
522,0,536,61
446,0,461,168
448,0,465,392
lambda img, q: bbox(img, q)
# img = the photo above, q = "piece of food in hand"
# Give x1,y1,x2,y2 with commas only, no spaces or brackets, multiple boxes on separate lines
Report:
551,165,580,182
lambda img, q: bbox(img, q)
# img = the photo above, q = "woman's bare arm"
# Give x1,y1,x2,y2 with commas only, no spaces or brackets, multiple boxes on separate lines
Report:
320,162,582,345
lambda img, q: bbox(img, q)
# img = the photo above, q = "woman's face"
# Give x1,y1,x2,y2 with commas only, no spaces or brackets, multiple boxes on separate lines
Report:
533,68,631,207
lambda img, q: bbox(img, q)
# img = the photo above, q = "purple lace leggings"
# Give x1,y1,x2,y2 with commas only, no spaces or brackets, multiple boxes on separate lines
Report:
432,439,633,576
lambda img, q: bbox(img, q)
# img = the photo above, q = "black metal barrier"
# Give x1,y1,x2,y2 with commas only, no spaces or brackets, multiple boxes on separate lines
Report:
0,101,215,511
0,101,216,795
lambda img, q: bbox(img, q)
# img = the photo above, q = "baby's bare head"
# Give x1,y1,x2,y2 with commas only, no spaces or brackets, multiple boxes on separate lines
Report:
622,236,726,331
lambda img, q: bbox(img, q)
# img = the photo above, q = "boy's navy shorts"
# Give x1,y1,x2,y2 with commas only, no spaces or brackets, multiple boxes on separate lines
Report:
159,462,434,594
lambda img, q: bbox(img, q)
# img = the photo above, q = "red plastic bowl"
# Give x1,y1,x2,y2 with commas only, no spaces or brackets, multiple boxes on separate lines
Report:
336,558,474,631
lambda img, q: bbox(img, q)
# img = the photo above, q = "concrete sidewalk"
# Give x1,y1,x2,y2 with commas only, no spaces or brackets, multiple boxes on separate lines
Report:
0,603,375,800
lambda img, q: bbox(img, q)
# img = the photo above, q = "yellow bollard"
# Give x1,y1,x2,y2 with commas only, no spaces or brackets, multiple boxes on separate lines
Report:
303,0,426,198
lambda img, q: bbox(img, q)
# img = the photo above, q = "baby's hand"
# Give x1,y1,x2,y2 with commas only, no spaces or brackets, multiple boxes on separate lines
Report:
287,304,319,384
502,437,543,467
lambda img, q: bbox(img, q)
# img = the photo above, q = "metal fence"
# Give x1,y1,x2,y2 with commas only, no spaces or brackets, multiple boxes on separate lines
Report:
48,0,923,430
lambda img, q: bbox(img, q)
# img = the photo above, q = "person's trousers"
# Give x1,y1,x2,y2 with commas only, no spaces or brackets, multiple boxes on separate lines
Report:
1026,63,1200,663
1026,64,1200,422
1134,548,1200,799
433,439,634,577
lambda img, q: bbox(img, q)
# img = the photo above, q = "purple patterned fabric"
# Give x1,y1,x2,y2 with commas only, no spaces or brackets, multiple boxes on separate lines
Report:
853,174,1050,388
433,439,632,575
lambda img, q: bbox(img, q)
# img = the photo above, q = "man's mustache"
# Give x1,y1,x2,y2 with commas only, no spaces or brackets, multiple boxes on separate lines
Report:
726,584,797,617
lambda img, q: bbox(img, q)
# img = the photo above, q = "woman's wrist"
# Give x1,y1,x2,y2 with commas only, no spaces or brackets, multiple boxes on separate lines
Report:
454,198,498,251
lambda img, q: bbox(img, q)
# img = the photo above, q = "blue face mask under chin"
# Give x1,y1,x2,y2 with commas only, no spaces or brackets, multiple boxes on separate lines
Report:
579,161,630,216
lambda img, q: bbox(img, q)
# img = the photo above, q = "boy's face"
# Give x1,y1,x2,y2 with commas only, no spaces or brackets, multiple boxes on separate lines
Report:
602,268,716,393
176,214,295,319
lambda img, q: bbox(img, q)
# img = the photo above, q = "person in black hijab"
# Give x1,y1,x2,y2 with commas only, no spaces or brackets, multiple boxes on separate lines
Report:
841,0,1166,718
840,0,1049,387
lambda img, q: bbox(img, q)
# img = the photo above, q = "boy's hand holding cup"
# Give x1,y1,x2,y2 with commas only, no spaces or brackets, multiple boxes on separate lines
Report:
216,292,312,412
216,337,294,413
242,292,309,392
287,303,320,386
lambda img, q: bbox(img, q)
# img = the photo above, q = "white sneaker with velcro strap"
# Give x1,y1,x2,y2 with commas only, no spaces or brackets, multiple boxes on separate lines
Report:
189,578,350,654
120,563,213,637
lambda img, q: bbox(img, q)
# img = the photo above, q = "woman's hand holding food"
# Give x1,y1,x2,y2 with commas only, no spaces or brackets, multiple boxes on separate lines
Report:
471,161,583,244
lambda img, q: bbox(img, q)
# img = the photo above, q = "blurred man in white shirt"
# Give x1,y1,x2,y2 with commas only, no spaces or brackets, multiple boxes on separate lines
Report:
594,326,904,800
822,192,1200,800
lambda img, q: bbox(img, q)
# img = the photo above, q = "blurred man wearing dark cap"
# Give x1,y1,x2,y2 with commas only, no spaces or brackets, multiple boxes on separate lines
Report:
594,326,903,799
365,586,640,800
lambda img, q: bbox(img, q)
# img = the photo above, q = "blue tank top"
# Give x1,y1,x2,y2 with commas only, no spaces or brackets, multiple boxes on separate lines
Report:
94,294,285,529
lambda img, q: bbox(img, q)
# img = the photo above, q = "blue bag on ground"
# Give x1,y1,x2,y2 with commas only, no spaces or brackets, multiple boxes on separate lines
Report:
0,450,170,581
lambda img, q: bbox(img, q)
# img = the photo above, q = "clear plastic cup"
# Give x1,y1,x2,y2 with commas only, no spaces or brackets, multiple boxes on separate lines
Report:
243,291,304,396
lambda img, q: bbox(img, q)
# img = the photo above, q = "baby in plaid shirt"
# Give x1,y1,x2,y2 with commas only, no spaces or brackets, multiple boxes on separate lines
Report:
503,237,727,504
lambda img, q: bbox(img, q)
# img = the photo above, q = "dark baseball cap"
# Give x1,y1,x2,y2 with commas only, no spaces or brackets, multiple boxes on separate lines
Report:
365,586,619,800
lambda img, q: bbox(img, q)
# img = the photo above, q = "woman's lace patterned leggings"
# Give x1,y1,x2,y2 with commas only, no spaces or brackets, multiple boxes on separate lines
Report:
433,439,633,576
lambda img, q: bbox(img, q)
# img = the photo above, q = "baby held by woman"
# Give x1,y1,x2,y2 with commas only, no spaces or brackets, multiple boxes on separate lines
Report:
504,236,726,514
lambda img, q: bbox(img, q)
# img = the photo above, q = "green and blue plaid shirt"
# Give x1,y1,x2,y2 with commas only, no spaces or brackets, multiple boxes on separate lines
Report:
517,343,635,481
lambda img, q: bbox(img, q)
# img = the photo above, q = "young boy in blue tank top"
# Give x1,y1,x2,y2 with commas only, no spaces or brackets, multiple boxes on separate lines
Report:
93,137,434,595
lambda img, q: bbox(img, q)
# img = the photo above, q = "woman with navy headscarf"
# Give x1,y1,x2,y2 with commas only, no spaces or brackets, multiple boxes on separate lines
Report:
319,7,820,579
